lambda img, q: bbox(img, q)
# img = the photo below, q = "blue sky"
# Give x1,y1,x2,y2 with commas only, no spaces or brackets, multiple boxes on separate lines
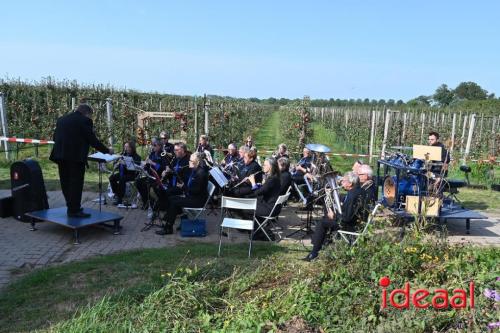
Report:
1,1,499,100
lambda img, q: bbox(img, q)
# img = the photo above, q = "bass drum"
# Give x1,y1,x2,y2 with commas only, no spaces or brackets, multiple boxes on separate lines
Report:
383,175,421,207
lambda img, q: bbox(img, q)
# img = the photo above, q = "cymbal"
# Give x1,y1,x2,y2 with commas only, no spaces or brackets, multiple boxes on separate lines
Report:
305,143,331,153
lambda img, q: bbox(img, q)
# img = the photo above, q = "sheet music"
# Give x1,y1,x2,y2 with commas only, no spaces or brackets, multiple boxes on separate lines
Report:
88,152,120,163
209,167,229,187
122,156,138,171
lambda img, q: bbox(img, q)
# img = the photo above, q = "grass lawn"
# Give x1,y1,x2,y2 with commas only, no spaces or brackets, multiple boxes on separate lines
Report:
0,243,288,333
254,110,283,152
457,188,500,212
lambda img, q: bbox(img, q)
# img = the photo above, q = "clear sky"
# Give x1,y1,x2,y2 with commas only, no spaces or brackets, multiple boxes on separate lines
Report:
1,1,498,100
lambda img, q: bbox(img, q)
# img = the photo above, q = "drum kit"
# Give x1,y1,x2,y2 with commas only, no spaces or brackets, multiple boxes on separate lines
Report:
380,149,431,209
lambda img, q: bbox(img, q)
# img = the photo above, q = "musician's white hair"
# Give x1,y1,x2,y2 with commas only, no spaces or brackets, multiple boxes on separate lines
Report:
358,164,373,178
228,143,237,150
343,171,359,185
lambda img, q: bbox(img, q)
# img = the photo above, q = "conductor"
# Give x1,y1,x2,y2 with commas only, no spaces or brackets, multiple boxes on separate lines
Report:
49,103,112,218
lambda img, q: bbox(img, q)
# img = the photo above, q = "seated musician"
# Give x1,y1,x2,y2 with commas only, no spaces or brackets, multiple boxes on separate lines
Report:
427,131,451,191
292,147,313,185
196,134,214,158
221,143,240,166
158,142,190,197
303,172,366,261
135,138,168,208
156,152,208,235
273,143,289,159
227,148,262,197
244,135,254,149
357,164,376,221
221,143,240,176
278,157,292,195
352,159,364,174
109,141,141,206
160,131,175,155
247,157,282,241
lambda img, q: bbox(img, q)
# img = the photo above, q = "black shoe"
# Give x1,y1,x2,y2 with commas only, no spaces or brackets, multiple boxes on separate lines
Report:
301,252,318,262
68,211,91,218
113,198,122,206
156,225,173,235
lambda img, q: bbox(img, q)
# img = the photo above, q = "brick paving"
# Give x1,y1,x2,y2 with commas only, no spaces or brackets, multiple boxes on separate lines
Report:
0,189,499,290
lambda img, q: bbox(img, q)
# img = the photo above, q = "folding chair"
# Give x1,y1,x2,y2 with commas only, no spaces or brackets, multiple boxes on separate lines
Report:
182,181,216,220
218,196,257,258
253,192,291,242
293,182,308,205
337,203,383,246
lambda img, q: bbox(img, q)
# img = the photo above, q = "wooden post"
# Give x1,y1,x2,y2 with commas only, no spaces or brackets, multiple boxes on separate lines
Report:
106,98,114,146
0,92,9,160
380,108,390,159
203,94,209,136
460,115,468,156
450,113,457,155
491,116,498,157
401,112,407,146
194,97,198,148
369,110,376,163
420,112,426,144
463,114,476,162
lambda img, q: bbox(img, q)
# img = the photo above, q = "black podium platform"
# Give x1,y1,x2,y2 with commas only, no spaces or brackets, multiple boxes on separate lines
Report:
26,207,123,244
392,204,487,235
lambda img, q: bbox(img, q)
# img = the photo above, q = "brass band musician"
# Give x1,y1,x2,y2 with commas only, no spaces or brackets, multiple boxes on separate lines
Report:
155,152,209,235
109,141,141,206
135,138,168,208
160,131,175,155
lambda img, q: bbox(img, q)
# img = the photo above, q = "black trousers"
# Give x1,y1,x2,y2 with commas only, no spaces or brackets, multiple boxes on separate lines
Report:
225,184,252,197
135,177,153,205
57,161,86,214
164,196,204,228
311,218,356,255
109,171,137,200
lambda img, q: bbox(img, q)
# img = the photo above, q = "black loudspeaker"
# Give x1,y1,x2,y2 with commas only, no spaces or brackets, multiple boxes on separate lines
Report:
0,196,13,218
10,159,49,222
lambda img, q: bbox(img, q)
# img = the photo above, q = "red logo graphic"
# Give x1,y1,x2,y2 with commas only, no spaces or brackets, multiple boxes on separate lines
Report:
380,276,475,309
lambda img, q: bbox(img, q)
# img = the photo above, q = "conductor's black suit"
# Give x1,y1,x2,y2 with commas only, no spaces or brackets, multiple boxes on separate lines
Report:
49,105,109,215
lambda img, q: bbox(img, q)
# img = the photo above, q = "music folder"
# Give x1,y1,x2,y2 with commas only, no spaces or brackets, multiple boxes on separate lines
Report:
88,152,120,163
209,166,229,188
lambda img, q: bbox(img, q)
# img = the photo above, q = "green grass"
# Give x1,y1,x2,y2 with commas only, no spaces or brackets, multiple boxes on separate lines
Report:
457,188,500,212
254,111,283,151
0,243,286,333
3,233,498,332
311,122,362,172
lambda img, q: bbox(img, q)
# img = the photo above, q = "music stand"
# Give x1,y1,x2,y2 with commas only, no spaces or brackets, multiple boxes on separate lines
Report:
207,166,228,215
88,152,120,212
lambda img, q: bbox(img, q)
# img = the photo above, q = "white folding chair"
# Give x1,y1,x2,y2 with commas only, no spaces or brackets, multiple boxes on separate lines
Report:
218,196,257,258
253,192,291,242
337,203,383,246
182,181,216,220
293,182,308,205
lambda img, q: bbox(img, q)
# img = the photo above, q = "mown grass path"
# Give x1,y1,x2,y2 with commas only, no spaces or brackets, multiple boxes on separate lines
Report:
254,111,283,152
